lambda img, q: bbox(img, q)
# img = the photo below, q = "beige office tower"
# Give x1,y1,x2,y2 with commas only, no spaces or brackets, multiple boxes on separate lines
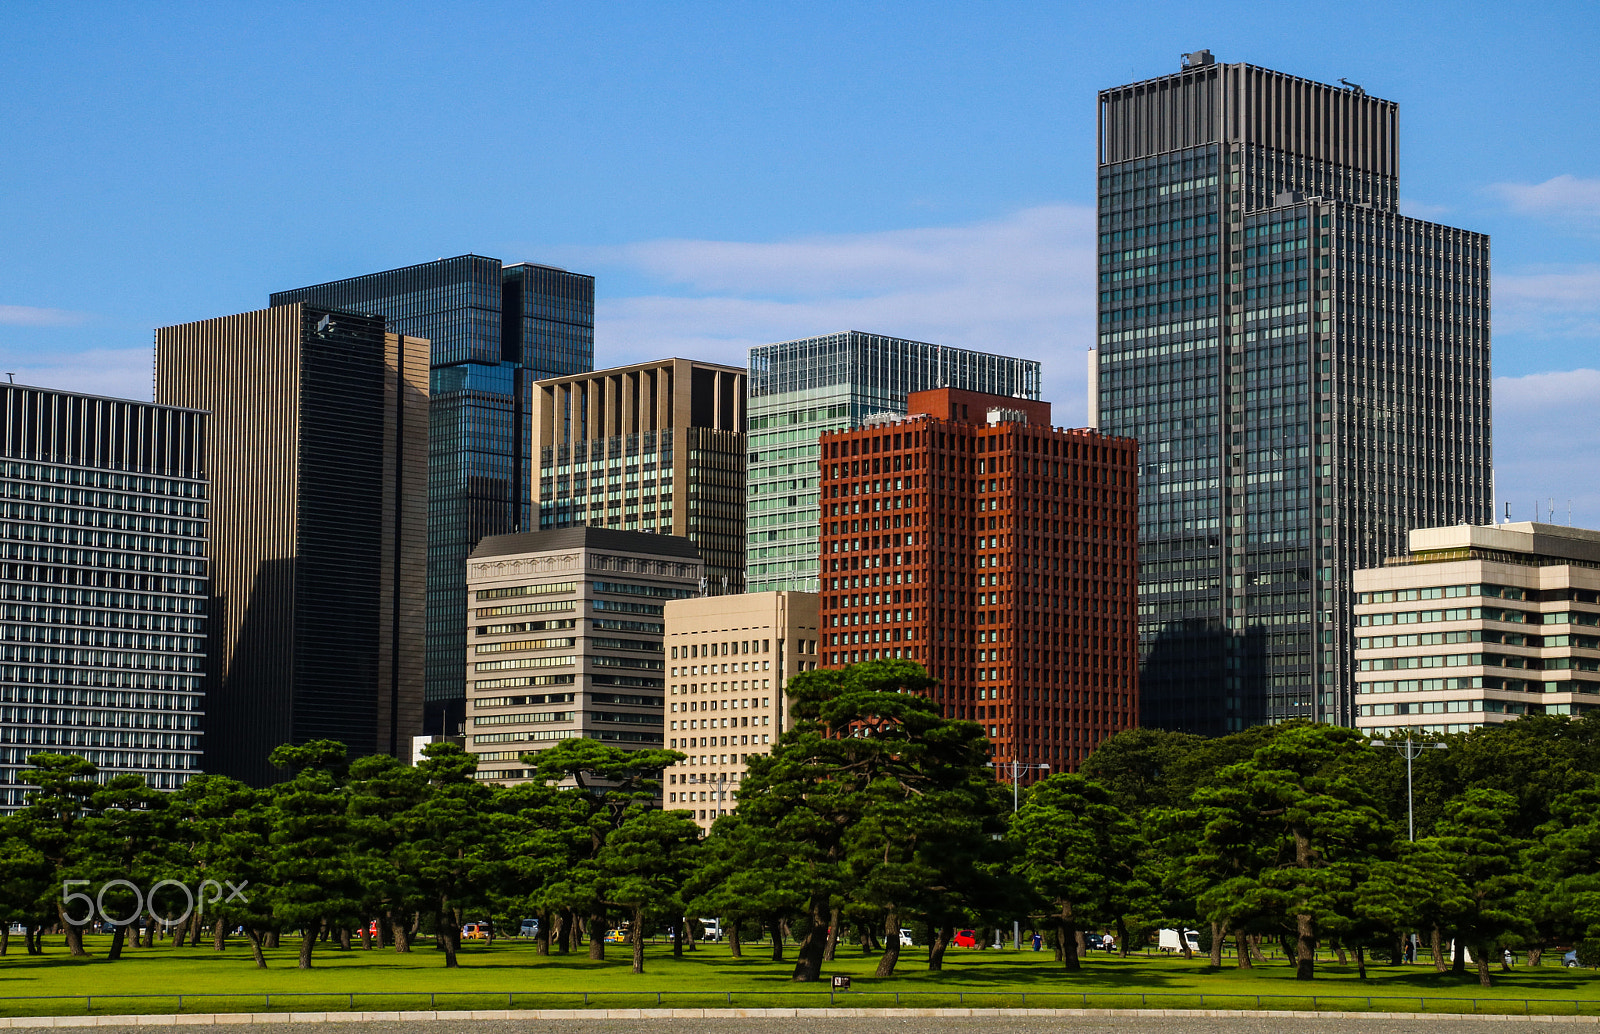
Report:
532,359,747,594
1353,523,1600,736
663,591,821,829
465,526,702,782
155,305,428,785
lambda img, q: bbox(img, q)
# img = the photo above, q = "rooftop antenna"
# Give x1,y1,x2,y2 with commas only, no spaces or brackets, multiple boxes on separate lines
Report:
1504,501,1511,524
1549,497,1556,524
4,373,12,384
1339,78,1367,97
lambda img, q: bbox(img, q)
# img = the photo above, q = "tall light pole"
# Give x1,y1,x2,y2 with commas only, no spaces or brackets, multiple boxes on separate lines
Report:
997,758,1051,950
1372,728,1446,841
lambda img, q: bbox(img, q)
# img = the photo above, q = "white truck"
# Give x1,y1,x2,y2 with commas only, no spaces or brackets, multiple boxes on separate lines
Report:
1158,928,1200,953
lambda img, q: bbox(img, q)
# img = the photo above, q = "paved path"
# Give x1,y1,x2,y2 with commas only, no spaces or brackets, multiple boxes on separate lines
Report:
4,1014,1596,1033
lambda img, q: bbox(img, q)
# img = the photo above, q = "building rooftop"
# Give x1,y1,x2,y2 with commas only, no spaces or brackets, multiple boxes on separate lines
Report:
1401,522,1600,567
471,526,701,561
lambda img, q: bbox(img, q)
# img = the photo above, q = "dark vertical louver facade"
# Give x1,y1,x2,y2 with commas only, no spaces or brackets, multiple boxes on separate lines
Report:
271,257,594,735
154,305,427,785
0,385,207,809
1093,53,1491,734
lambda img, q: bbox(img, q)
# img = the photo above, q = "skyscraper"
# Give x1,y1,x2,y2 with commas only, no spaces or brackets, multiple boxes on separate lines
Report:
271,257,594,733
818,388,1139,774
464,526,701,782
1093,52,1491,733
0,384,207,809
155,304,427,785
747,332,1041,594
532,359,747,593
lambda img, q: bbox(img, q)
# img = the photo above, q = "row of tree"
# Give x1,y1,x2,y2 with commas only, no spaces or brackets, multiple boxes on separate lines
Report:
1,659,1598,988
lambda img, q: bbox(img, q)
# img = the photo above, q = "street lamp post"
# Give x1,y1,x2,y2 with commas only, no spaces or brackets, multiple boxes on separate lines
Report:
999,757,1051,950
1372,729,1446,841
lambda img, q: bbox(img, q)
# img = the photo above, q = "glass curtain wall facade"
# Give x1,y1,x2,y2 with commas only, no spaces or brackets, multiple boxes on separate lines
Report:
1095,54,1491,734
272,257,594,733
0,385,207,809
747,332,1041,593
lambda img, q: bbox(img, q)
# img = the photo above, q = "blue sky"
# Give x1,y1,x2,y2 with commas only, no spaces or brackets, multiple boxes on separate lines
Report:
3,1,1598,521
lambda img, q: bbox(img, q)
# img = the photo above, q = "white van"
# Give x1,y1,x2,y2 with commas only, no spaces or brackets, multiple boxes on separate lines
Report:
1158,928,1200,952
698,918,723,941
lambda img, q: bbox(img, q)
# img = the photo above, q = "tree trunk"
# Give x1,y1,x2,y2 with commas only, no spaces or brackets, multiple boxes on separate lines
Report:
1060,902,1081,972
729,919,742,959
631,906,645,974
1476,947,1493,988
769,917,785,962
439,910,460,969
1430,926,1447,972
823,907,840,962
214,919,227,951
1529,947,1544,966
791,899,828,982
875,910,901,978
191,919,204,947
360,922,372,950
1294,911,1316,981
1117,916,1130,957
1451,935,1467,976
246,928,268,969
535,910,550,956
338,926,352,951
1356,945,1368,980
392,913,411,953
928,924,953,971
554,910,570,954
298,919,319,969
58,909,89,957
268,929,280,950
1335,943,1348,966
1179,927,1194,960
0,925,8,956
587,914,605,960
1234,928,1251,970
107,924,126,961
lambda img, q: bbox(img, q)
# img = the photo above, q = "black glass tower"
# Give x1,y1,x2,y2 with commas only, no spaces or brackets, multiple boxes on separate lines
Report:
1093,52,1491,734
272,257,594,733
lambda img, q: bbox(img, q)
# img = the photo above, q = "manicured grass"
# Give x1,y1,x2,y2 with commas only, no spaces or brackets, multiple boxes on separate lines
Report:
0,936,1596,1018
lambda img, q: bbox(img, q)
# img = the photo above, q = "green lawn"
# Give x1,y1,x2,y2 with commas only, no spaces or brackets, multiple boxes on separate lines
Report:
0,936,1596,1018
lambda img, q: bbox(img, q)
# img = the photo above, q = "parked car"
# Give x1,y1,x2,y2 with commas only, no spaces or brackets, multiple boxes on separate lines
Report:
461,923,489,940
519,918,539,938
953,929,978,948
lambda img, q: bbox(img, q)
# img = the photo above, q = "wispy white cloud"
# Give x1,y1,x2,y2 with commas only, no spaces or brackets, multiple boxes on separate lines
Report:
0,348,152,401
1494,368,1600,528
1495,266,1600,337
1490,174,1600,222
0,304,95,327
577,204,1100,424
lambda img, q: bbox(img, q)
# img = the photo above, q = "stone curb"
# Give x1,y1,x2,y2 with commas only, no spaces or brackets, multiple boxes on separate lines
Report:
1,1009,1597,1027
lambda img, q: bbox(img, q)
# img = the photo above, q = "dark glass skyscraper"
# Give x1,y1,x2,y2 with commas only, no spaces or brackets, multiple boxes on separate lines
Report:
1093,52,1491,734
272,257,594,732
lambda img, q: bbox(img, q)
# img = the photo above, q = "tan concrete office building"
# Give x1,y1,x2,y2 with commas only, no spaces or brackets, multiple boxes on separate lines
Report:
663,591,821,828
155,305,427,784
465,526,701,782
532,358,747,594
1353,523,1600,736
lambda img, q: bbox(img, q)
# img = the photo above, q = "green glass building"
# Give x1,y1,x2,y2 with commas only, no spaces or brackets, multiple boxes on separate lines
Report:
746,331,1040,593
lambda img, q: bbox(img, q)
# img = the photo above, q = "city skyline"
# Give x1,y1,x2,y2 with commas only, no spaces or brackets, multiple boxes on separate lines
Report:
3,6,1598,524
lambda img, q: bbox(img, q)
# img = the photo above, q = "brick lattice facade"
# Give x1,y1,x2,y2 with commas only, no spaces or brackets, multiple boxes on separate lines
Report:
817,388,1140,775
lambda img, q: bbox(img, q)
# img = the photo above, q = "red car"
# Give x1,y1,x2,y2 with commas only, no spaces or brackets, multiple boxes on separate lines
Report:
953,929,978,948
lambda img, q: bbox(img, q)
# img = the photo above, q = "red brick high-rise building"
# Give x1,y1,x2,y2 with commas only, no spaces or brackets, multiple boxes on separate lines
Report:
817,388,1139,775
